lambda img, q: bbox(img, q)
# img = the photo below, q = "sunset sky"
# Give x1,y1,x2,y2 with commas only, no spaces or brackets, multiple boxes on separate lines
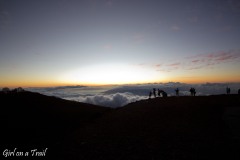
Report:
1,0,240,87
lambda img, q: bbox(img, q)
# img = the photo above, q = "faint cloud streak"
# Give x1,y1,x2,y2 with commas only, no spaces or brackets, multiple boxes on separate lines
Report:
133,33,145,44
185,50,240,70
156,50,240,72
103,44,112,50
105,0,114,7
171,25,180,31
188,16,199,23
0,10,10,29
167,62,181,66
216,25,233,32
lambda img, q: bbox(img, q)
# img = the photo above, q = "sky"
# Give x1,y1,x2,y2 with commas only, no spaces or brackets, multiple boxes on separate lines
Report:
1,0,240,87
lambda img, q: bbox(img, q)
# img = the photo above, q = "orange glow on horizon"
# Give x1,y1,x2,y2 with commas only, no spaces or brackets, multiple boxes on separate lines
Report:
1,76,240,88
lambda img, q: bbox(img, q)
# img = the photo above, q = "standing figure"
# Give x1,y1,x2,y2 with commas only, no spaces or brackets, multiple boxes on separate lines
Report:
238,89,240,95
226,87,231,94
153,88,156,98
175,88,179,96
149,91,152,99
190,88,193,96
193,88,196,96
162,91,168,97
157,89,161,97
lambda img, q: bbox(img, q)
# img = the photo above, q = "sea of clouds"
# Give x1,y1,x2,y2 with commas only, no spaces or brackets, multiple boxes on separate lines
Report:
26,82,240,108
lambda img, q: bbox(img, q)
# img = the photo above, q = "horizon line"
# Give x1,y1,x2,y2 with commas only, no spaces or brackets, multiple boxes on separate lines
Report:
2,81,240,89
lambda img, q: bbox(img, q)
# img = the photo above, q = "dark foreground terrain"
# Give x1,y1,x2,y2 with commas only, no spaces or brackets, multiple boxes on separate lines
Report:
1,91,240,159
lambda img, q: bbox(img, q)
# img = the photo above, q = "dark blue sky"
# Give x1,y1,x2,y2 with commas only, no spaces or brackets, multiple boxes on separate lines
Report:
1,0,240,87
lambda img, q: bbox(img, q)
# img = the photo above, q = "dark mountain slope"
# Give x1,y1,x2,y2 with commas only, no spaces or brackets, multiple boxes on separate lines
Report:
1,91,240,159
1,91,111,146
60,95,240,160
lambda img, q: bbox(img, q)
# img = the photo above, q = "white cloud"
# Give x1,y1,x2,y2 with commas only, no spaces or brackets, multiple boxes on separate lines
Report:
66,92,147,108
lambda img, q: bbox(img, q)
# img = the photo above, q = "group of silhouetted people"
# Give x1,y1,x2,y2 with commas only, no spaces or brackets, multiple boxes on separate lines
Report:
149,87,195,98
149,86,240,99
149,88,168,99
177,88,196,96
225,87,240,95
190,88,196,96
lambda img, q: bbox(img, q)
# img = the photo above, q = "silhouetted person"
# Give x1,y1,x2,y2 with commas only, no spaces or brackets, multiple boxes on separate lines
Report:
157,89,161,97
190,88,193,96
153,88,156,98
162,91,168,97
149,91,152,99
157,90,167,97
193,88,196,96
175,88,179,96
226,87,230,94
238,89,240,95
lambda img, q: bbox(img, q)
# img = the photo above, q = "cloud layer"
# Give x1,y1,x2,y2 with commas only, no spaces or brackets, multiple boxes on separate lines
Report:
26,82,240,108
66,92,147,108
